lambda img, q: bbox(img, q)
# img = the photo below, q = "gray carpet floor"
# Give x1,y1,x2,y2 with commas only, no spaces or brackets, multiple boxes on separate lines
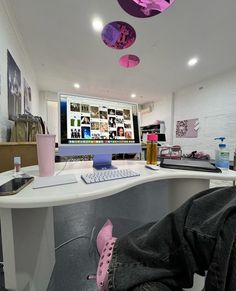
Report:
47,181,169,291
47,202,146,291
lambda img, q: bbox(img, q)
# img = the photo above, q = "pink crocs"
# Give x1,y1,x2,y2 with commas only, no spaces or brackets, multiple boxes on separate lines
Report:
96,220,117,291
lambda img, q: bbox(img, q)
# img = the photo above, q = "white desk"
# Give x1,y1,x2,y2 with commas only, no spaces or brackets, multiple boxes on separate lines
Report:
0,160,236,291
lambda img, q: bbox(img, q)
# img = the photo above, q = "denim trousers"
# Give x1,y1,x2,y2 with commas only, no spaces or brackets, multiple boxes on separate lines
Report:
108,186,236,291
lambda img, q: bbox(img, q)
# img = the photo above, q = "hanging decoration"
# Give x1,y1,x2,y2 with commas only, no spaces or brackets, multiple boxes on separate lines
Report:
101,21,136,49
119,54,140,68
117,0,176,18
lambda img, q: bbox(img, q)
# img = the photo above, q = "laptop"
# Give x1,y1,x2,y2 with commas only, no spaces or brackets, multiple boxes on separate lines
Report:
160,159,221,173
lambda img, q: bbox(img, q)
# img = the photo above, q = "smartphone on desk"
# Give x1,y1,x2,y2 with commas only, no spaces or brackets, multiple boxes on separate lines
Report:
0,177,34,196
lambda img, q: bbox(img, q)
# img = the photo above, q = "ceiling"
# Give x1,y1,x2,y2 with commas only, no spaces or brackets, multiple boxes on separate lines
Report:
7,0,236,104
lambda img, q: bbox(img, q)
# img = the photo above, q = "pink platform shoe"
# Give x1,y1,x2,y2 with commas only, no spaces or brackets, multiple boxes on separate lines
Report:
96,219,117,291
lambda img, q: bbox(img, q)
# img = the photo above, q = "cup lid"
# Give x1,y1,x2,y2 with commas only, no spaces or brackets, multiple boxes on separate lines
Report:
147,134,158,141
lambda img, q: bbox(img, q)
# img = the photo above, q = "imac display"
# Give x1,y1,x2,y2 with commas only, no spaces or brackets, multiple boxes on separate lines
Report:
58,93,141,169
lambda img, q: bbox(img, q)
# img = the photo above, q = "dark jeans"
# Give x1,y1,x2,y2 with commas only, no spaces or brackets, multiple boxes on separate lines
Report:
108,186,236,291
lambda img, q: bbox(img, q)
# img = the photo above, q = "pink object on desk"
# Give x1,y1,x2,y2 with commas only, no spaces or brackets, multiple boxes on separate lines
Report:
160,145,182,159
147,133,158,141
36,134,56,177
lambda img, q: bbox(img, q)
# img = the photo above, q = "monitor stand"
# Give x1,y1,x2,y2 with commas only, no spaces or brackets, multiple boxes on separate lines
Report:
93,154,117,170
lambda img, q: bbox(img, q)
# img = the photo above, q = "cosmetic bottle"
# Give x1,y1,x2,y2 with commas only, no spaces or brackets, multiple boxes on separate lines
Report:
146,134,158,165
14,156,21,173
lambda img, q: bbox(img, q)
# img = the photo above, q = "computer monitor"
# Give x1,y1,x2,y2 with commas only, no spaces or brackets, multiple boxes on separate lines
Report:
58,93,141,169
157,133,166,146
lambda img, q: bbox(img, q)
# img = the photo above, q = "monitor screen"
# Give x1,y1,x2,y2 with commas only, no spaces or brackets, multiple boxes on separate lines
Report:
58,93,141,169
158,134,166,142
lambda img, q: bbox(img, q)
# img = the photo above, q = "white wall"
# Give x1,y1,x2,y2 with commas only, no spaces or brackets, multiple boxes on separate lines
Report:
40,68,236,162
0,0,39,141
39,91,58,122
173,69,236,160
140,94,173,143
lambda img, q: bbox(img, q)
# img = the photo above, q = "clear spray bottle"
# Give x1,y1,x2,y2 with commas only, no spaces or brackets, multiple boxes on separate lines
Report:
214,137,230,170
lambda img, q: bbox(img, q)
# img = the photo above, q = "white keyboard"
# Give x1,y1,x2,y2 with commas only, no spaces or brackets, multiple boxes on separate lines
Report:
81,169,140,184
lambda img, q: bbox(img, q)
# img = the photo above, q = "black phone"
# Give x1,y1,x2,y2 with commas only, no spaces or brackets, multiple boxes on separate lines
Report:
0,177,34,196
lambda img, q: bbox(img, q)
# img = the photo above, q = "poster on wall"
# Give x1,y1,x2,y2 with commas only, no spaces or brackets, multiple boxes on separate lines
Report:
24,78,32,114
176,118,199,138
7,50,22,121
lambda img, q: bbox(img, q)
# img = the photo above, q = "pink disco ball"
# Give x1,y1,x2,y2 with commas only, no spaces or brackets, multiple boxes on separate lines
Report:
119,55,140,68
117,0,176,18
101,21,136,49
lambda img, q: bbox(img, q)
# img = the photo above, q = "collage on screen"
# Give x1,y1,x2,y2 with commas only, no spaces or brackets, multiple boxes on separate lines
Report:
69,102,134,142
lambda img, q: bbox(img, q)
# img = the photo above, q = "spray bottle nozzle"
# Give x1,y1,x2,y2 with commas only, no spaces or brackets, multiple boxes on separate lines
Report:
214,137,226,143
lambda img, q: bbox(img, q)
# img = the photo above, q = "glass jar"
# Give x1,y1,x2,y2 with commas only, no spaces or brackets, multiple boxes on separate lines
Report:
146,134,158,165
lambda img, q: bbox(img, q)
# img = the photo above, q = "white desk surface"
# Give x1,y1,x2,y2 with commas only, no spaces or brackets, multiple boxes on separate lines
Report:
0,160,236,209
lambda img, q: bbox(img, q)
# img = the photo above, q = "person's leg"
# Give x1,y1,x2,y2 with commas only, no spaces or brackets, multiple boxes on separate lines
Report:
108,187,236,291
224,235,236,290
108,217,212,291
131,281,181,291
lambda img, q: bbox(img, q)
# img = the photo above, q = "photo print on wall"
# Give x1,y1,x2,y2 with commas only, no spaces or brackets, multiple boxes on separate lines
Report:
176,118,199,138
7,50,22,120
24,78,32,114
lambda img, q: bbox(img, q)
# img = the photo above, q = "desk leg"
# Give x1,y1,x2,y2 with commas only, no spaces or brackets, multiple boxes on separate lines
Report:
0,207,55,291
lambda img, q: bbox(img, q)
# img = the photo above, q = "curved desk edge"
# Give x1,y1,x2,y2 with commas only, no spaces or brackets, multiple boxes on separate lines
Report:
0,160,235,209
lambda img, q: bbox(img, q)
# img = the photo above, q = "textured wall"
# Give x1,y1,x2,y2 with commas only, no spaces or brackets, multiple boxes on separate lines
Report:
173,69,236,160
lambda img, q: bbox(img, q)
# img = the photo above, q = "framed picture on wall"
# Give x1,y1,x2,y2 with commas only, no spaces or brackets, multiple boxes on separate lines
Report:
24,78,32,114
176,118,199,138
7,50,22,121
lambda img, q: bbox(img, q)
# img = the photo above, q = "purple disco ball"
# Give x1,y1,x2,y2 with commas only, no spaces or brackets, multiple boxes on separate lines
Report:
117,0,176,18
101,21,136,49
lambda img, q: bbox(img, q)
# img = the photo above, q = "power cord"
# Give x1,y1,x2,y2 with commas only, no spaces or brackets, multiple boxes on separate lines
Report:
55,234,90,251
55,158,70,176
88,226,96,257
55,155,94,176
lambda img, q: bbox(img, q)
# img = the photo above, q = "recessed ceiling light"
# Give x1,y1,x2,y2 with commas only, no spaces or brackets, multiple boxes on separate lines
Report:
188,57,199,67
92,18,103,32
74,83,80,89
131,93,136,98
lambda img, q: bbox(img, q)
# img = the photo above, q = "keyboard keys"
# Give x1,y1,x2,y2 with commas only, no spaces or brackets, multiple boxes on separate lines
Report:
81,169,140,184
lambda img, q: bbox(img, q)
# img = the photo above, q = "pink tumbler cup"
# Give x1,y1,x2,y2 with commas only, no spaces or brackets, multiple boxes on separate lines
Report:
36,134,56,177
